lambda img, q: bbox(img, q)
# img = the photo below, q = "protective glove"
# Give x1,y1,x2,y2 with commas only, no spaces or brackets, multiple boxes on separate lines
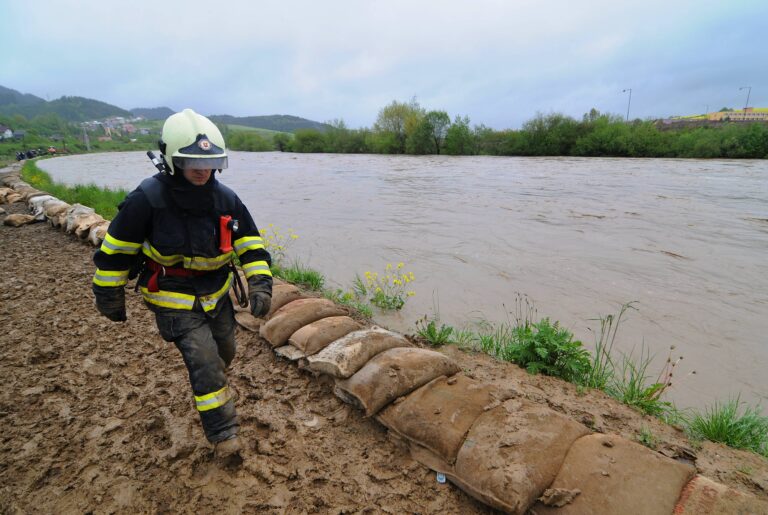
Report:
249,291,271,318
247,275,273,318
93,284,127,322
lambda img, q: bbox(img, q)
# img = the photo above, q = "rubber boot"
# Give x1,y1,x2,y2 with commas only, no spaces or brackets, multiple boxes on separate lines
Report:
215,435,243,459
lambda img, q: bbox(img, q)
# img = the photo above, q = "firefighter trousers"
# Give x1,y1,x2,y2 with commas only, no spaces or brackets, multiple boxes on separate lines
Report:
154,297,239,443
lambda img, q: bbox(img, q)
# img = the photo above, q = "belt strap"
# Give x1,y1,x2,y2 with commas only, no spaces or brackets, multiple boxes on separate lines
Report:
145,259,209,292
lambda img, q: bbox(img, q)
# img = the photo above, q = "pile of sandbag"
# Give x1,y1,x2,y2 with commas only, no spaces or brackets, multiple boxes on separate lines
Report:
232,279,766,514
0,168,109,245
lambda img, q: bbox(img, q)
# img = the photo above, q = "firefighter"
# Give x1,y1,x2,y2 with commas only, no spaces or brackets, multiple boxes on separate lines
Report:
92,109,272,458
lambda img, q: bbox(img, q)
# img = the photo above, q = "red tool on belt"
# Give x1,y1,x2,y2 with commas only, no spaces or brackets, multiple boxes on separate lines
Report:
220,215,249,308
219,215,239,253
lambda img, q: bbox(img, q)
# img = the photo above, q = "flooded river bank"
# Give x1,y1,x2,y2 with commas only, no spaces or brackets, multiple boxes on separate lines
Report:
39,151,768,412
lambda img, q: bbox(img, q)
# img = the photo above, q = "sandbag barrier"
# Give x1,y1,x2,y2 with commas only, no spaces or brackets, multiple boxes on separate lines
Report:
2,164,765,514
1,166,109,246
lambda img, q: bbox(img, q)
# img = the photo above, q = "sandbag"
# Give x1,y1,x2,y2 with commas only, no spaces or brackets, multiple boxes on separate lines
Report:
64,204,95,234
234,311,262,332
306,327,411,378
673,475,768,514
334,347,460,416
289,316,362,355
532,433,695,515
75,213,106,239
232,276,302,316
266,283,305,317
376,374,498,464
87,220,110,246
22,189,48,201
274,345,307,361
5,193,22,204
3,213,36,227
449,398,590,514
0,187,13,202
27,194,55,221
259,298,345,347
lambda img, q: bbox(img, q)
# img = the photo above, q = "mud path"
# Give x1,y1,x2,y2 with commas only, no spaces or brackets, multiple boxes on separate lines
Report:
0,199,766,513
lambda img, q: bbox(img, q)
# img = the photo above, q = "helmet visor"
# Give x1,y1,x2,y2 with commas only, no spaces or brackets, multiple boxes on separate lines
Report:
172,155,228,171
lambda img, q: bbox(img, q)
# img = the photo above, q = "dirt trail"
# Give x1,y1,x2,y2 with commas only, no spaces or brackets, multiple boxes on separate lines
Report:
1,198,767,513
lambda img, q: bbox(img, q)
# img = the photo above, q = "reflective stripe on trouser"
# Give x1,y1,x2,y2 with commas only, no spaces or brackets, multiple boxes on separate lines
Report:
154,297,238,443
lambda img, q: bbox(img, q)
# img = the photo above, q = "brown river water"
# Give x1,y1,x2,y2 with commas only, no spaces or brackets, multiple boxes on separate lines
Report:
39,151,768,413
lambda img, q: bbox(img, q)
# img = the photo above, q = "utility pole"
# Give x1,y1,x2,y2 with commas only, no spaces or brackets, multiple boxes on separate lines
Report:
82,126,91,152
739,86,752,114
622,88,632,121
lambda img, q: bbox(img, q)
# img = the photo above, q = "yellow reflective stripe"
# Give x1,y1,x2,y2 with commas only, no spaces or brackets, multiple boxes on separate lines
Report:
92,268,129,287
234,236,265,256
200,273,233,312
142,242,184,266
140,276,231,311
185,252,233,271
142,242,232,271
140,287,196,310
195,385,231,412
243,260,273,278
100,233,142,255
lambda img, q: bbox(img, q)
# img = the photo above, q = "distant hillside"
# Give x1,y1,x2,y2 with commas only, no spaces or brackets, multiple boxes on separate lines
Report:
0,85,45,108
209,114,329,133
0,85,327,131
0,85,130,122
130,107,175,120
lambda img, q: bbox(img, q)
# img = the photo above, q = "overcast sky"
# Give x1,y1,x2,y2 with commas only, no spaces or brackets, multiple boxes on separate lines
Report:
1,0,766,129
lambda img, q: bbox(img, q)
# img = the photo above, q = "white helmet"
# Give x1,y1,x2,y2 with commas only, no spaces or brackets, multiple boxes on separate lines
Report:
159,108,228,174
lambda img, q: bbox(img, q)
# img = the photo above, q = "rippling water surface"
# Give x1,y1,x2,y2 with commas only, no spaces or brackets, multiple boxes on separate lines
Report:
40,151,768,412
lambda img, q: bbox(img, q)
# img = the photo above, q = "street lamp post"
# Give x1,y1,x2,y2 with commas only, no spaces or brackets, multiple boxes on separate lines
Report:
739,86,752,114
622,88,632,121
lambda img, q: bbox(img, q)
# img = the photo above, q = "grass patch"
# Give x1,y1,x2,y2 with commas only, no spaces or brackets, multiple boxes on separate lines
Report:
687,398,768,457
20,159,127,219
273,261,325,291
323,288,373,318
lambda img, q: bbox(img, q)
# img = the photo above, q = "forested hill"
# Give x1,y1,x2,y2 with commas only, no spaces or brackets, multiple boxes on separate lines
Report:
0,85,45,108
0,86,131,121
209,114,329,133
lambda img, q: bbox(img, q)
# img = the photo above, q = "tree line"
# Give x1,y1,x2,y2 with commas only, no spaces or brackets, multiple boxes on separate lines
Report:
228,99,768,159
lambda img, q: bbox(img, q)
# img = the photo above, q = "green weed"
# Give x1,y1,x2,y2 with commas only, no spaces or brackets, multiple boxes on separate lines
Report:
606,345,675,418
582,302,637,390
353,262,415,310
687,398,768,457
415,316,454,347
273,261,325,291
323,288,373,318
636,426,658,450
261,224,299,267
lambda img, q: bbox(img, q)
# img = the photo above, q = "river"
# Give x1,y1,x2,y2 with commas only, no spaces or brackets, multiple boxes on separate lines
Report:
39,151,768,413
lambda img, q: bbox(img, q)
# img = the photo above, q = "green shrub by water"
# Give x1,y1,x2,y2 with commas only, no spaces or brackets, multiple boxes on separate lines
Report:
273,261,325,291
21,160,127,219
687,399,768,457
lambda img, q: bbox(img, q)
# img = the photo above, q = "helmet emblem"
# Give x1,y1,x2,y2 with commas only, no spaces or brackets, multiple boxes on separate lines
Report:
198,138,212,151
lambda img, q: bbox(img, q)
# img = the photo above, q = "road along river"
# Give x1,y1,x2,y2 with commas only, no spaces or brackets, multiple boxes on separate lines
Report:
39,151,768,413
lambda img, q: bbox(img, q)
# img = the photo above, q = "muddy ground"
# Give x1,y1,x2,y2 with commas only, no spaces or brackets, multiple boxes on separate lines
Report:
1,200,766,514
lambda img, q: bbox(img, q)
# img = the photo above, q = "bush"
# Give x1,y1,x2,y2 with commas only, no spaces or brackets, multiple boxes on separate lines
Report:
687,399,768,457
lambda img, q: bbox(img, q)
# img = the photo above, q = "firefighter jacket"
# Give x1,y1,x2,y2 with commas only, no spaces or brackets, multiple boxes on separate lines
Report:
93,172,272,314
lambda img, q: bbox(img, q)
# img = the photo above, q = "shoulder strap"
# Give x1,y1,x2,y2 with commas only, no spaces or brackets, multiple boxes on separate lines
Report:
138,176,166,209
